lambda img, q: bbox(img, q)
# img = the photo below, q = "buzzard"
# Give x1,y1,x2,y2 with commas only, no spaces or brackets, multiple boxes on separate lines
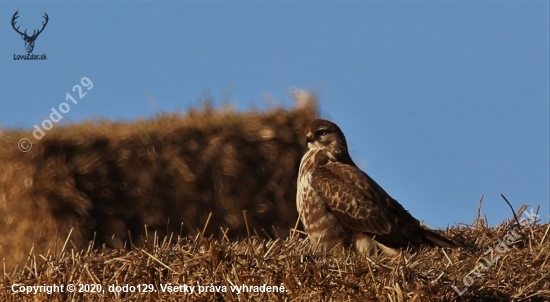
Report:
296,119,455,255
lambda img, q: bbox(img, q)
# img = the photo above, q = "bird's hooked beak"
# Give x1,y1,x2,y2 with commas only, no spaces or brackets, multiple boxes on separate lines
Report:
306,131,314,143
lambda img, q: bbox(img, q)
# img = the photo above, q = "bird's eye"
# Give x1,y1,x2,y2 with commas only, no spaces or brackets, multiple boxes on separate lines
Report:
316,130,328,136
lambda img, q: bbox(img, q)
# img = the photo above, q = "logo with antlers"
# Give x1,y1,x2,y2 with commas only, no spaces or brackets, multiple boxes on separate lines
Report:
11,10,49,54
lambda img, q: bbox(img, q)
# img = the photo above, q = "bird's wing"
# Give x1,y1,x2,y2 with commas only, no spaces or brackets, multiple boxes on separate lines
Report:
310,162,420,238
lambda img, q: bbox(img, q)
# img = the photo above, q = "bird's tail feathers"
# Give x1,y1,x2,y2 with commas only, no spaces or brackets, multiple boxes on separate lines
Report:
420,227,456,248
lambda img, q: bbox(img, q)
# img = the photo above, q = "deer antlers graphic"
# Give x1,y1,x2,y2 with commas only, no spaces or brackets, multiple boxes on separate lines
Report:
11,10,49,53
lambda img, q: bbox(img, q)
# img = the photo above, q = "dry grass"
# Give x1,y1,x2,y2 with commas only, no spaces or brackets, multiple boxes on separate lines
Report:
0,207,548,301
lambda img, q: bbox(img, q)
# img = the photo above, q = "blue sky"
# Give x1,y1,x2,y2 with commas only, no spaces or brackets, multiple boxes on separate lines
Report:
1,1,548,228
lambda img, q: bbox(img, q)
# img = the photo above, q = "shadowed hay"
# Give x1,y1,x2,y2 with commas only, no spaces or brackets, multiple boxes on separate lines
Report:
0,91,318,270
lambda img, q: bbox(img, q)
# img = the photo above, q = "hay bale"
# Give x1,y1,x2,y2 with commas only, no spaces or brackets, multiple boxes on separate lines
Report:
0,91,319,269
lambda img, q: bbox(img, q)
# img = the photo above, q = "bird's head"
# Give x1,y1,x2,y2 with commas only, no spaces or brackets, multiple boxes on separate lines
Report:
305,119,352,162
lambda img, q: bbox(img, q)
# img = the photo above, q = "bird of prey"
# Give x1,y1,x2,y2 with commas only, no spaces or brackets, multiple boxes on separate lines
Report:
296,119,455,255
